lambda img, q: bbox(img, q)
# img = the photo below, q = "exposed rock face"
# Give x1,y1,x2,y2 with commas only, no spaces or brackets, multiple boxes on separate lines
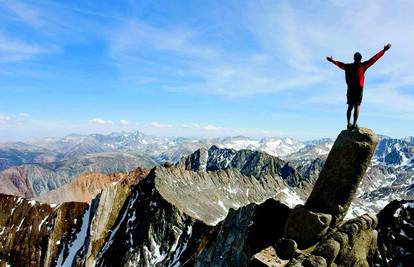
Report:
0,194,88,266
313,213,378,267
249,246,287,267
0,165,67,199
34,168,148,204
289,156,326,184
0,127,412,266
1,163,293,267
2,130,412,224
34,172,125,204
283,205,332,249
251,128,384,266
154,167,290,225
305,128,378,227
84,181,137,267
375,200,414,266
0,142,59,171
193,199,290,267
0,166,148,267
180,145,304,188
93,166,293,266
179,145,307,210
267,213,378,267
0,152,154,198
374,137,413,166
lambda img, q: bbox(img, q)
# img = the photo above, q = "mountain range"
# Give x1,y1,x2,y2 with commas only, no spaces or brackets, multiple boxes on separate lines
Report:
0,130,412,214
0,128,412,266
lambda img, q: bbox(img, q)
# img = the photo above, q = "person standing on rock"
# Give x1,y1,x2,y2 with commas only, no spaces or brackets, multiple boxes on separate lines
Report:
326,44,391,129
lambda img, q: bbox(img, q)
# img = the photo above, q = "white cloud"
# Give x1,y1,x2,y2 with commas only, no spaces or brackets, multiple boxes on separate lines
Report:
106,18,327,98
18,112,30,117
201,125,223,131
242,1,414,113
366,86,414,114
150,122,172,128
119,119,129,125
142,122,292,138
0,118,332,142
1,1,44,28
0,33,55,62
89,118,114,125
105,0,414,105
178,124,223,131
0,115,11,122
108,19,218,61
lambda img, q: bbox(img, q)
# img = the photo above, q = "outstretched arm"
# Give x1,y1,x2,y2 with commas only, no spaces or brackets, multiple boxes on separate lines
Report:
326,56,345,70
363,43,391,70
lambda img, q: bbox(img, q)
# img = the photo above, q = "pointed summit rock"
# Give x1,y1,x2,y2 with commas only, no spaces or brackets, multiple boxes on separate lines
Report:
305,127,378,227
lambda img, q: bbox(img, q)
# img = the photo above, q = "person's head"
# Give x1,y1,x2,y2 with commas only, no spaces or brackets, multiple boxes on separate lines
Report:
354,52,362,63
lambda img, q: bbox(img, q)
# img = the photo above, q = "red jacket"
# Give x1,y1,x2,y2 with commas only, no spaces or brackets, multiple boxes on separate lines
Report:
333,49,385,89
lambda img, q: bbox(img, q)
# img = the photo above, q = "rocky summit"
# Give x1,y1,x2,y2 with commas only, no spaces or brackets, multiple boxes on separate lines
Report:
305,127,378,227
0,127,413,267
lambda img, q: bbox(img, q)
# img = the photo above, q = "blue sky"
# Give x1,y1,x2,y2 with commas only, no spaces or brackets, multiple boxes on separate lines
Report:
0,0,413,141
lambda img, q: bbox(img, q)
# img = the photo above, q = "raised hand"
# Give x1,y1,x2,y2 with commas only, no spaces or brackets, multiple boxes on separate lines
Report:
326,56,334,62
384,43,391,51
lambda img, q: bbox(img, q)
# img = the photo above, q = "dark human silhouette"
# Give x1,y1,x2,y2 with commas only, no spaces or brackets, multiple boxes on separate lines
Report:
327,43,391,129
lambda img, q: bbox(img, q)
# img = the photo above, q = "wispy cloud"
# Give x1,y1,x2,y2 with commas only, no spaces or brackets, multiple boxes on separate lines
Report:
143,122,290,138
106,17,326,97
18,112,30,117
89,118,140,126
0,1,412,140
1,0,44,28
0,33,55,62
0,118,292,141
89,118,114,125
119,119,129,125
244,1,414,113
150,122,172,128
0,115,11,122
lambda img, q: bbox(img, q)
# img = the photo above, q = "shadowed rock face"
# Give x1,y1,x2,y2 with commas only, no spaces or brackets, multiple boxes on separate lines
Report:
84,180,139,267
1,128,412,266
179,145,304,188
193,199,290,267
283,214,378,267
93,166,293,266
267,128,382,266
0,162,294,267
283,205,332,249
314,213,378,267
0,194,88,267
305,128,378,227
375,200,414,266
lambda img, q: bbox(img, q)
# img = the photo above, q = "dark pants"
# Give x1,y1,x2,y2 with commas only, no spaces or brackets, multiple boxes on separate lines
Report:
347,86,363,105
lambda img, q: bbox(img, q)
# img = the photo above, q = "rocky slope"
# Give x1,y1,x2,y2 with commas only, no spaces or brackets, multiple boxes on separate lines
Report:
0,128,412,266
179,145,304,188
374,200,414,266
253,127,380,266
34,167,148,204
0,194,88,267
0,164,296,266
0,152,156,198
91,166,284,266
0,142,60,172
287,135,414,218
1,130,412,208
